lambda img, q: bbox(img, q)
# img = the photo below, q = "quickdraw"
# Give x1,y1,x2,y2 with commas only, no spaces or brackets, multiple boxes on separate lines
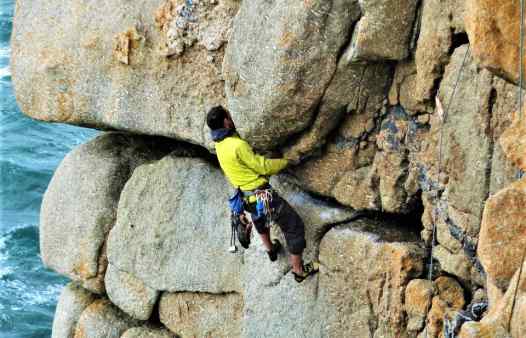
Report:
255,188,274,228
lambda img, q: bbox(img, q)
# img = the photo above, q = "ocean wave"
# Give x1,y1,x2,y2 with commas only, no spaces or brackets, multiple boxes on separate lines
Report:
0,235,11,278
0,65,9,80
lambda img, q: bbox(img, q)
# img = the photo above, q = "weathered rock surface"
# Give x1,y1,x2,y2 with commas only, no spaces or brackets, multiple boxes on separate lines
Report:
235,176,358,337
240,239,320,338
465,0,524,84
52,282,97,338
284,51,392,164
478,177,526,291
40,133,170,293
105,264,159,320
20,0,526,336
223,0,361,149
459,261,526,338
121,327,175,338
107,155,242,293
293,102,428,214
74,299,140,338
159,292,243,338
11,0,240,147
405,279,435,333
349,0,419,61
414,0,465,106
419,276,466,338
500,116,526,171
436,45,493,238
269,175,359,260
433,245,473,285
318,219,425,338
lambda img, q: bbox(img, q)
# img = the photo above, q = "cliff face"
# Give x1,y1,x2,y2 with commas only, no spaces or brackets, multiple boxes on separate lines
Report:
10,0,526,337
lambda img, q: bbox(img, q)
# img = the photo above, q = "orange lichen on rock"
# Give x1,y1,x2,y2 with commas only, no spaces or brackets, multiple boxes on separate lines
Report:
465,0,526,84
500,113,526,171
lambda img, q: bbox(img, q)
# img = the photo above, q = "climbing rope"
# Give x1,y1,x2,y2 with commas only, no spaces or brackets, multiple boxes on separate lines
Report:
428,46,472,281
508,0,526,328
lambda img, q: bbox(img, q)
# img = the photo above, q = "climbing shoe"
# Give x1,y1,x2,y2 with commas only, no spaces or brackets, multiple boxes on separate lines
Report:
293,261,320,283
267,240,281,262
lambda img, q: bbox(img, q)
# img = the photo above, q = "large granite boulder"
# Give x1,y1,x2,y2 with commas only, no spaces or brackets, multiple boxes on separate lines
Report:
459,260,526,338
478,178,526,291
121,327,175,338
349,0,419,61
222,0,361,149
436,45,494,239
414,0,465,106
74,299,140,338
107,155,242,293
318,219,425,337
500,116,526,171
11,0,240,147
487,77,519,195
418,276,466,338
465,0,524,83
40,133,170,293
283,47,393,163
159,292,243,338
52,282,97,338
105,264,159,320
294,104,426,214
405,279,435,333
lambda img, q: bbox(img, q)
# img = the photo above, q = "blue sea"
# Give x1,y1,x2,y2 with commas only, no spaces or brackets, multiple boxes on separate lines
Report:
0,1,97,336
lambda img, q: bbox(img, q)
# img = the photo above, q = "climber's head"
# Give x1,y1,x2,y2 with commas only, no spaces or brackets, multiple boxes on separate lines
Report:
207,105,235,131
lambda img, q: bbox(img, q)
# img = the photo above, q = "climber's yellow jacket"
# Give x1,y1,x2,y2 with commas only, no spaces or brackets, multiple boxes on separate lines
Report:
214,134,288,191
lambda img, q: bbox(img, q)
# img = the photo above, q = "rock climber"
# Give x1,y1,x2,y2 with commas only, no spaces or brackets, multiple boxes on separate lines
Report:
206,105,319,283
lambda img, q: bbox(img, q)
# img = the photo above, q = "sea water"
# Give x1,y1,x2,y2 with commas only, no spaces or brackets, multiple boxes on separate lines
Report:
0,1,97,336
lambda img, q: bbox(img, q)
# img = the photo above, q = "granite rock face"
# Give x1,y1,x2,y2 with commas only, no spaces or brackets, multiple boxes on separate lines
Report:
223,0,361,149
16,0,526,336
350,0,419,61
405,279,435,333
414,0,466,106
318,220,425,338
159,292,243,338
419,276,466,338
500,116,526,171
11,0,240,147
105,264,159,320
40,133,170,293
294,104,423,214
478,178,526,291
459,261,526,338
283,56,392,163
465,0,524,84
107,155,242,293
121,327,176,338
52,282,97,338
74,299,140,338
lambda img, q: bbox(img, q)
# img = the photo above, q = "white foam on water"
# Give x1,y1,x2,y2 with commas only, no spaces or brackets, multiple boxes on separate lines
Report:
0,65,10,78
22,284,63,306
0,235,12,278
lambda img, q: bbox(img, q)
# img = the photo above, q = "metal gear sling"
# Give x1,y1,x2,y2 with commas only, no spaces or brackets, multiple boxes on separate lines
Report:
227,185,276,253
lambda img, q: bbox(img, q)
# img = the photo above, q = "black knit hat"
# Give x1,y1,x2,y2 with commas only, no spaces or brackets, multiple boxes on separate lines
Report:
206,105,228,130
